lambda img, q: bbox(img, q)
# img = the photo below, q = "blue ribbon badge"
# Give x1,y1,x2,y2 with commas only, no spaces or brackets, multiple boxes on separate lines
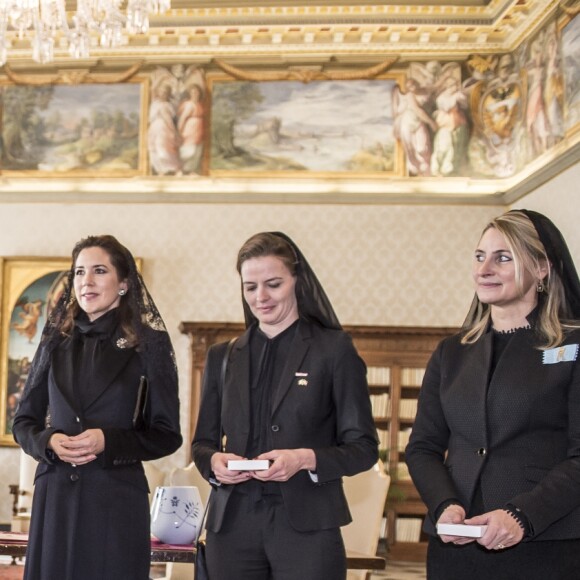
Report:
543,344,579,364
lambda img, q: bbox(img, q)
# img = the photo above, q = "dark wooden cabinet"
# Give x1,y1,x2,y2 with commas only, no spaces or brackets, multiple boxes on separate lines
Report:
179,321,243,441
179,321,456,562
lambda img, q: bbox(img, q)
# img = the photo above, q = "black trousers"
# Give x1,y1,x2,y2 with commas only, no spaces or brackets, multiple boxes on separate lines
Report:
205,492,346,580
427,535,580,580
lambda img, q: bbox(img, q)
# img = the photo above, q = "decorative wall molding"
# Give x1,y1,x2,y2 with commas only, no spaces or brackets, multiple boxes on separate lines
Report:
213,57,398,81
0,139,577,205
0,0,564,66
2,62,144,86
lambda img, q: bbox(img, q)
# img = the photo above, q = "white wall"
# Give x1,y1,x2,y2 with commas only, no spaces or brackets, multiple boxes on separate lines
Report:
0,161,577,523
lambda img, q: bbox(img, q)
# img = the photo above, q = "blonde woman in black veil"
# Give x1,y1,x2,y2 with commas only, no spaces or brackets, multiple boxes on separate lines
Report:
192,232,378,580
13,235,182,580
407,210,580,579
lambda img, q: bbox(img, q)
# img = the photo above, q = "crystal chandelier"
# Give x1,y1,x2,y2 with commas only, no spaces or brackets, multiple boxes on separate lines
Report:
0,0,170,65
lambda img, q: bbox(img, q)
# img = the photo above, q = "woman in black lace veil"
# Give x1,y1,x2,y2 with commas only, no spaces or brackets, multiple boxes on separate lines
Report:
406,210,580,580
192,231,378,580
13,235,182,580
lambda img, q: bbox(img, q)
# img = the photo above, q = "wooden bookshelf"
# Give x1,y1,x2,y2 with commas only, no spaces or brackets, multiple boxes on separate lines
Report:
179,322,456,562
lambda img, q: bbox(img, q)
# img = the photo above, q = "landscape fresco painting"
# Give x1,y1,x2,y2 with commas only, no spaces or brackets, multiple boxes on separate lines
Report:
209,78,403,175
0,82,146,176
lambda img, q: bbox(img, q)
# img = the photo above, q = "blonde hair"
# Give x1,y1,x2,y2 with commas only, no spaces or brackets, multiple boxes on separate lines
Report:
462,211,577,349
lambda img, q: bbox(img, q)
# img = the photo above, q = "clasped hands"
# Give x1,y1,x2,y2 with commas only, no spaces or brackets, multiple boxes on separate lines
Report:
437,504,524,551
211,449,316,485
49,429,105,465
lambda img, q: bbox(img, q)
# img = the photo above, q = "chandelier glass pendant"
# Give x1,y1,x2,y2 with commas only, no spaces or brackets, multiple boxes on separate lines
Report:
0,0,170,65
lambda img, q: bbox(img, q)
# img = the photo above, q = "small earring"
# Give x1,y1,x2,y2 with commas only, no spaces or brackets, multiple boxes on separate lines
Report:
537,282,544,293
118,289,126,296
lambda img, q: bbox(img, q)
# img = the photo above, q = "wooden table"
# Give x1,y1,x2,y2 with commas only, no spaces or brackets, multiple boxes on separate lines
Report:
0,533,385,571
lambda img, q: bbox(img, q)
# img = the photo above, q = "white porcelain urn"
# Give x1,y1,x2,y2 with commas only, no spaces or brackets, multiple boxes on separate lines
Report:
150,485,204,545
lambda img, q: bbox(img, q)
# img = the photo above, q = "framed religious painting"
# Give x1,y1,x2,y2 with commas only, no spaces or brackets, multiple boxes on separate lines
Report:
0,258,69,445
0,256,143,445
0,79,148,177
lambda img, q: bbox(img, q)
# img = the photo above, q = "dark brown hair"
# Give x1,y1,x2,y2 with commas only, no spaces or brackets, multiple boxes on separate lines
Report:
236,232,298,276
61,235,137,345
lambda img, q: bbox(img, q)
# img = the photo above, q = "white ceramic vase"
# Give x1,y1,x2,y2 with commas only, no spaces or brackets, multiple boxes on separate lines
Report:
150,485,204,545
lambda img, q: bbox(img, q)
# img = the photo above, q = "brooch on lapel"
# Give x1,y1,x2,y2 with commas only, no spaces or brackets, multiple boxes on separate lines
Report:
543,344,579,364
295,372,308,386
116,337,128,349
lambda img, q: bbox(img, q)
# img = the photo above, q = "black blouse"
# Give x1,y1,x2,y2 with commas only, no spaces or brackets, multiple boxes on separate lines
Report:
238,319,299,500
73,308,121,408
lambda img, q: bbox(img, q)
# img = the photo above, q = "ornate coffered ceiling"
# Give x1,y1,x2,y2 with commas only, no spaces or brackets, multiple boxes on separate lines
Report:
1,0,575,68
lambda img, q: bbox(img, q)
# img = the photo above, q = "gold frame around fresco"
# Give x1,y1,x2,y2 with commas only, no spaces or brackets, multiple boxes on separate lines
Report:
0,76,149,178
0,257,69,446
206,71,406,179
0,256,143,446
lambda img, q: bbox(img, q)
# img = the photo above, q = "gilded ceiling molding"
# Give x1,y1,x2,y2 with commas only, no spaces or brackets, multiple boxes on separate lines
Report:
2,62,144,85
160,0,515,24
561,1,580,18
213,57,398,82
0,1,563,65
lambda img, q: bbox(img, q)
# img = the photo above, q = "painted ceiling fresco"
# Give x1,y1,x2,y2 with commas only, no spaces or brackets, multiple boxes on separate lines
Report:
0,0,577,202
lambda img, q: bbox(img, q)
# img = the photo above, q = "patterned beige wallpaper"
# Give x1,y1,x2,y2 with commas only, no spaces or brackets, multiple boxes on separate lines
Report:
0,160,577,524
510,163,580,263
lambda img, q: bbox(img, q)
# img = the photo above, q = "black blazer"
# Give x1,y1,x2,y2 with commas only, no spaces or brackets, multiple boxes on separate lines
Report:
192,320,379,533
406,326,580,541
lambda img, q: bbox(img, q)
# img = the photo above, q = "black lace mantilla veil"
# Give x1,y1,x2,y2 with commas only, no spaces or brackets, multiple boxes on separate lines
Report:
240,231,342,331
518,209,580,320
463,209,580,329
19,243,176,407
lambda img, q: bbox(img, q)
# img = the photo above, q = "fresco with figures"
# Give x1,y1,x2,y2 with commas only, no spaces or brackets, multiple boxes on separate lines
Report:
0,259,69,446
0,14,577,183
161,13,576,180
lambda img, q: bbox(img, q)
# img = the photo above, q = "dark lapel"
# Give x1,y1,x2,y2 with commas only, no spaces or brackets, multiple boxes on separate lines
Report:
82,339,136,408
227,328,252,432
51,338,80,416
271,320,312,415
461,329,493,425
51,335,136,413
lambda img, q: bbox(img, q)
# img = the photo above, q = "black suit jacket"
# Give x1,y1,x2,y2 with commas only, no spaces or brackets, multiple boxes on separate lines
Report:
192,320,379,533
406,326,580,541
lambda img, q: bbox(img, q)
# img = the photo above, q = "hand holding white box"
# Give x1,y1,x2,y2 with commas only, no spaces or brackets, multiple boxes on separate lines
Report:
436,523,487,538
227,459,270,471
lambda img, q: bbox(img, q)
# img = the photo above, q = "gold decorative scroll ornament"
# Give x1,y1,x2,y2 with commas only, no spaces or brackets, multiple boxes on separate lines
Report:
561,0,580,17
2,62,143,85
213,58,399,83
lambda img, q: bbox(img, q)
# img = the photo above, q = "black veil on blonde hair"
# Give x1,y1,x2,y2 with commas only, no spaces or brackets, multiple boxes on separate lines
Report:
462,210,580,348
236,231,342,331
